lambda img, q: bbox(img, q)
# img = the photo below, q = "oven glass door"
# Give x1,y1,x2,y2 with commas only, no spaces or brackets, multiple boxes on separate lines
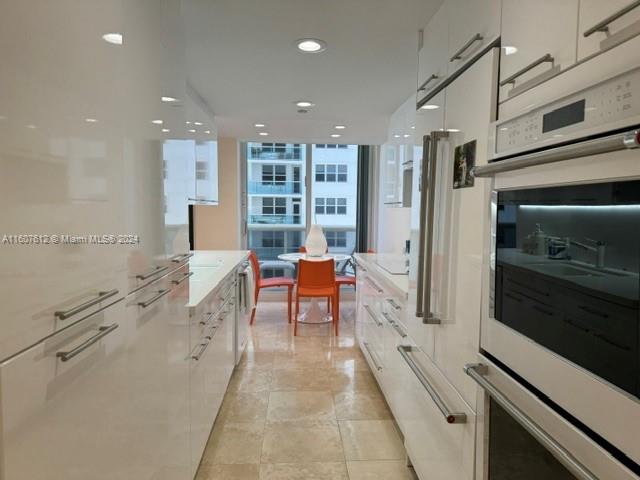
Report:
488,398,578,479
495,180,640,398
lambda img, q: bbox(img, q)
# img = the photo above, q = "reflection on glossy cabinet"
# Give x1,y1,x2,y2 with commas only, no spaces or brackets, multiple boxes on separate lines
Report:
578,0,640,60
499,0,579,100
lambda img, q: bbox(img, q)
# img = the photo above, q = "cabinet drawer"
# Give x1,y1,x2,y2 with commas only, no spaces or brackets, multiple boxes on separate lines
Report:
395,347,476,480
578,0,640,60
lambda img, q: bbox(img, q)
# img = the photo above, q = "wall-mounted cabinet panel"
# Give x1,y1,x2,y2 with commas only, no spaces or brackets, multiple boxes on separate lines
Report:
417,4,449,104
578,0,640,60
447,0,501,73
499,0,579,101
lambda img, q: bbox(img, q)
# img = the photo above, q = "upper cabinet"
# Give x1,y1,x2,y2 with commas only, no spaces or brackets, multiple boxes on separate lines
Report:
384,96,416,208
417,0,500,105
417,5,449,104
578,0,640,60
499,0,579,101
447,0,501,73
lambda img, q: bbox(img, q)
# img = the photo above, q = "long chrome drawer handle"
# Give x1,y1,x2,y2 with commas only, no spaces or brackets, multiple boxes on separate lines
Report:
500,53,554,87
172,271,194,285
187,197,218,204
171,252,194,263
191,341,211,361
56,324,119,362
363,342,383,371
584,0,640,37
137,289,170,308
418,73,439,92
398,346,466,424
386,298,402,311
136,265,169,281
381,312,407,338
464,364,598,480
450,32,483,62
364,276,384,294
363,305,383,327
55,289,119,320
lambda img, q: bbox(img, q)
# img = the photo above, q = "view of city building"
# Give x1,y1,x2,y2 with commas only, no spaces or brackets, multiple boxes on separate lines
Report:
246,142,358,277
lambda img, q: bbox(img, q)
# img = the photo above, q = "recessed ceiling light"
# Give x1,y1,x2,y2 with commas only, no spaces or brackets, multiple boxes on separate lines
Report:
194,121,203,126
446,128,460,132
393,134,401,138
410,125,415,129
499,127,509,131
161,128,170,133
204,130,211,134
259,132,269,136
102,33,123,45
85,118,98,123
420,104,440,110
254,123,265,128
185,121,192,125
296,38,327,53
188,129,196,133
503,46,518,56
161,96,179,103
331,134,341,138
403,134,411,138
295,101,314,108
25,124,37,129
151,119,163,125
334,125,346,130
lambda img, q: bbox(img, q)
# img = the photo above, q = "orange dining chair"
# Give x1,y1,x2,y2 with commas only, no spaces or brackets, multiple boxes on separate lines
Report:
294,259,338,336
249,251,294,325
298,245,332,311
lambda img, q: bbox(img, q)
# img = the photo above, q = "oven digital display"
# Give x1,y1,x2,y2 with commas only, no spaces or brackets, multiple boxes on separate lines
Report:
542,99,586,133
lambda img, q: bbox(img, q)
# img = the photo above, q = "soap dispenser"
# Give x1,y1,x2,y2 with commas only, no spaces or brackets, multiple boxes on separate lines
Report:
534,224,546,256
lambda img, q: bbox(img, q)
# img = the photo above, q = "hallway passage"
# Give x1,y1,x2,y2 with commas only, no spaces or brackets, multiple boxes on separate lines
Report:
196,299,417,480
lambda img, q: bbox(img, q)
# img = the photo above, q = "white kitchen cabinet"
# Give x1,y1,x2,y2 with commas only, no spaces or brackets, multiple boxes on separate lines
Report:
447,0,501,74
381,143,403,207
0,301,132,480
194,141,219,204
429,50,496,408
578,0,640,60
394,346,476,480
499,0,579,101
417,3,449,104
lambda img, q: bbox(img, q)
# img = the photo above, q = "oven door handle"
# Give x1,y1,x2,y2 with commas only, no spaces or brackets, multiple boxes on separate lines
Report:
464,363,599,480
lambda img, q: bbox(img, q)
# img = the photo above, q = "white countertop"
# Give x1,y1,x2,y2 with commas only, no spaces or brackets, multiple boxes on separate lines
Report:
184,250,249,309
353,253,410,298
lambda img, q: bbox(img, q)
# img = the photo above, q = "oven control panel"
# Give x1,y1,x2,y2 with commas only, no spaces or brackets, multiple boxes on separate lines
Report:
495,67,640,156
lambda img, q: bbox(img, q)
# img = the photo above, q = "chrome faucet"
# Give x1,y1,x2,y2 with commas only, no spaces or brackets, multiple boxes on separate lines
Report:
568,238,606,268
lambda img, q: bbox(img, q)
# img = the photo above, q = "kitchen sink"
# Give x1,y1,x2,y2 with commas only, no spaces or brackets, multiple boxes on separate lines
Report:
529,263,604,277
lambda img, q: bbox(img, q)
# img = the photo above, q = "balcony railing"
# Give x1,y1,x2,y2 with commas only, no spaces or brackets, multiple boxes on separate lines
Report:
248,145,303,161
248,214,301,225
248,181,302,195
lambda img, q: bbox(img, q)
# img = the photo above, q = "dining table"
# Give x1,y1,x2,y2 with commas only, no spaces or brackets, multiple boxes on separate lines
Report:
277,252,352,324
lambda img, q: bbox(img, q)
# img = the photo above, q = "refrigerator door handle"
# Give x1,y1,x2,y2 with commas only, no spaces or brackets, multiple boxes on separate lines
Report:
415,134,432,318
420,130,449,324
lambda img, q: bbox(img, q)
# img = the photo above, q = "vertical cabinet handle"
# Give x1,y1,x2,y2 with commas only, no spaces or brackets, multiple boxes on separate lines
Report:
584,0,640,37
449,33,483,62
54,289,119,320
399,346,466,424
416,135,431,318
363,342,383,371
465,364,599,480
56,324,119,362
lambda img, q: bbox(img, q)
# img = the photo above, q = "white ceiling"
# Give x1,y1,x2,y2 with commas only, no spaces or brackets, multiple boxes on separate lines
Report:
183,0,443,145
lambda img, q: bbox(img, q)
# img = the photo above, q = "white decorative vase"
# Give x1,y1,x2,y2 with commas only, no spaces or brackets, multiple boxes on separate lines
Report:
305,224,327,257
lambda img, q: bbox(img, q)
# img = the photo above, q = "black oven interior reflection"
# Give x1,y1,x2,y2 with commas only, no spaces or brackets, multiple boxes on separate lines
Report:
489,398,578,479
495,180,640,397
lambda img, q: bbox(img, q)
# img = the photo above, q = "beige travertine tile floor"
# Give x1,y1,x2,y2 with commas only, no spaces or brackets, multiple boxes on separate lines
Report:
196,297,418,480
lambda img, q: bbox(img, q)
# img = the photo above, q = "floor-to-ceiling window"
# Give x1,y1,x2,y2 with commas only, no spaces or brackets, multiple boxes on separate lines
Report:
245,142,358,277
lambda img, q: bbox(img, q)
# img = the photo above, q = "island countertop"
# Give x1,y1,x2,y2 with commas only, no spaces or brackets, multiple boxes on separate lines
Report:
353,253,410,298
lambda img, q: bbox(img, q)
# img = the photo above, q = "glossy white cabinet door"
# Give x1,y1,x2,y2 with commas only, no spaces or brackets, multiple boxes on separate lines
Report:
194,141,219,204
578,0,640,60
417,3,449,103
395,347,476,480
447,0,501,73
0,301,135,480
499,0,579,100
433,51,497,409
381,144,402,207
